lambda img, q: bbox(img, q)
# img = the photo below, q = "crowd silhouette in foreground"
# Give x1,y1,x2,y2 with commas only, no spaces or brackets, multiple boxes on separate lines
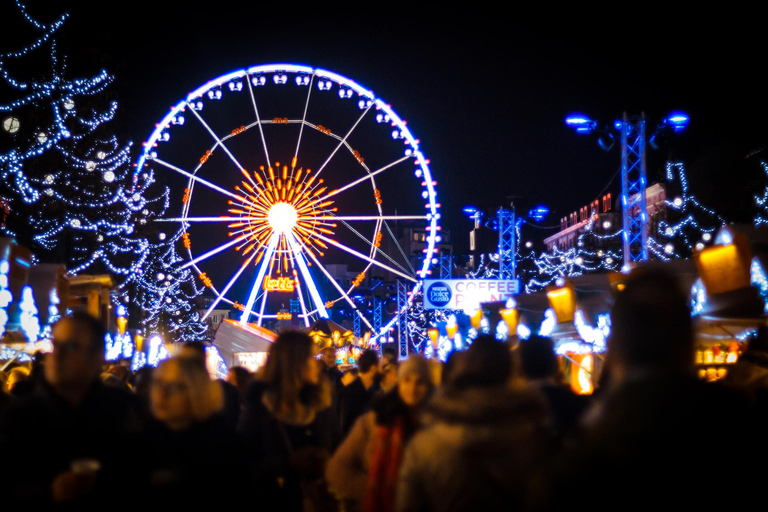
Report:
1,268,766,510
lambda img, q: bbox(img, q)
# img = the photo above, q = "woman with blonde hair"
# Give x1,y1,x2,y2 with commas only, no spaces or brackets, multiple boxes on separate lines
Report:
240,330,339,512
140,356,247,501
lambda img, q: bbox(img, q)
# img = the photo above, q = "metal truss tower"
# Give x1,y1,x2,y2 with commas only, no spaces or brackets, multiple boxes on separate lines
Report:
497,208,516,280
620,113,649,265
396,279,409,360
373,296,382,354
353,309,361,339
439,252,452,279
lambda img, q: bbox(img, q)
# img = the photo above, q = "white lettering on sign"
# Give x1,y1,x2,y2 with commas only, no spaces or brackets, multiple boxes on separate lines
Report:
423,279,520,311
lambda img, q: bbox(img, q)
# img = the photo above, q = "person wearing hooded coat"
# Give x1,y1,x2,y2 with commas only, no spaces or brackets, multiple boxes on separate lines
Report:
395,336,556,512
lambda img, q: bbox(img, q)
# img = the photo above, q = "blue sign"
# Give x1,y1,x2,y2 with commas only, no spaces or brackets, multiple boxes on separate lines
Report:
426,281,452,308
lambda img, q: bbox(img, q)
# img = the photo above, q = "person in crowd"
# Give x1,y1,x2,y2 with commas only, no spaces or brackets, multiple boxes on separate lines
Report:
139,356,248,502
396,336,554,512
179,341,241,426
132,366,155,424
3,365,29,395
0,312,141,504
8,350,45,397
535,268,759,510
327,355,433,512
239,330,339,511
379,361,399,394
380,346,398,369
339,349,380,436
226,365,255,409
518,334,591,438
341,368,358,386
320,346,344,391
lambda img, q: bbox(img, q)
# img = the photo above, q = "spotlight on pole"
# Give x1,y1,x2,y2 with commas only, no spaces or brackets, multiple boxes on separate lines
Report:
565,113,597,134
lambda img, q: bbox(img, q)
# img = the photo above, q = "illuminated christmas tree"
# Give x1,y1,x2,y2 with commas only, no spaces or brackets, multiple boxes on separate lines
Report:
1,2,205,340
131,236,207,342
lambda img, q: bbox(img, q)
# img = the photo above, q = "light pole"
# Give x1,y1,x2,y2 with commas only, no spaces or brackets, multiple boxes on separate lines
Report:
565,111,689,267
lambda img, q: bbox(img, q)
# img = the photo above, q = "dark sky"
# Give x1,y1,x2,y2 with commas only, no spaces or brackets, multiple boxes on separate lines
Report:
5,4,767,252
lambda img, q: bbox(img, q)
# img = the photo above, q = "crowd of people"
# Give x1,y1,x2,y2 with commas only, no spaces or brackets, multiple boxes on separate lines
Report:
1,268,767,509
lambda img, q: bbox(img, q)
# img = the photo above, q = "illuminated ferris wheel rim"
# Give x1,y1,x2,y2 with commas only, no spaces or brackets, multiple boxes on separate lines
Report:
136,63,440,341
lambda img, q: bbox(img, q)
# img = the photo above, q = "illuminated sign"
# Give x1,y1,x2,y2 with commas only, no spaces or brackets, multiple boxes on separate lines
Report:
423,279,519,311
263,276,295,292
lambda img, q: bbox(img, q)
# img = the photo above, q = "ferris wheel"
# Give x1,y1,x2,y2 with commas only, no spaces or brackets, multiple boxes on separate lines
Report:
136,64,440,341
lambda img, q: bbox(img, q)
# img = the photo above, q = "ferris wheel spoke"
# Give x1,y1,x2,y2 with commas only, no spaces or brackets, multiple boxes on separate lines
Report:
293,74,315,167
181,179,195,218
312,215,428,221
180,233,249,270
153,158,242,202
320,155,411,202
383,219,417,274
201,252,257,321
315,104,372,180
311,231,417,283
186,105,259,190
240,233,279,324
156,216,258,223
302,245,375,331
284,232,329,319
292,274,311,328
246,74,271,167
337,219,412,275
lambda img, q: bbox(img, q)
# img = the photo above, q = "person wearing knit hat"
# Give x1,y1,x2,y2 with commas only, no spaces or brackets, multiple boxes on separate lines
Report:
327,354,433,512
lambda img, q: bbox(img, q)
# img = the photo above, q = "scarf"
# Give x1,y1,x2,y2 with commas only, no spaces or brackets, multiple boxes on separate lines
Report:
363,416,405,512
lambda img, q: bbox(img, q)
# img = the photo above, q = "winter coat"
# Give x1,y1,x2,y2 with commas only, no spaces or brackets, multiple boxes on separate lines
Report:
239,379,339,512
534,372,761,511
327,390,419,512
138,414,249,504
395,384,555,512
0,379,142,504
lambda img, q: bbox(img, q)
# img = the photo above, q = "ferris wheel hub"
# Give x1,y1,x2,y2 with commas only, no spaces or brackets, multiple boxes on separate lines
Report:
268,202,298,234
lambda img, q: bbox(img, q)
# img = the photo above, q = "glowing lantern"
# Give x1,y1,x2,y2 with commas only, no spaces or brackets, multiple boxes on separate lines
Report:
500,308,518,333
570,354,593,395
116,316,127,335
446,322,458,339
470,309,484,330
546,282,576,323
694,236,752,295
427,328,439,349
135,334,144,353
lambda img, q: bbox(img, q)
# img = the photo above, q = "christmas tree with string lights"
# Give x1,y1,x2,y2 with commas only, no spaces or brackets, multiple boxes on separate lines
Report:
131,235,208,343
0,2,205,342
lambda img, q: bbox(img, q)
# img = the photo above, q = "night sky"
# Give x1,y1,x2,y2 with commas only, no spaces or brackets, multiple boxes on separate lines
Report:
4,4,767,254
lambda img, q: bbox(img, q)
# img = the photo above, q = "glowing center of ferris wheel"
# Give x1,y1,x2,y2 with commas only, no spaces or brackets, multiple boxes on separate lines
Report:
267,202,298,234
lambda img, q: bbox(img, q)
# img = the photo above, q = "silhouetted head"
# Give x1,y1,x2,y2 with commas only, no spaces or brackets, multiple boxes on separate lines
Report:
519,334,558,380
46,312,106,391
610,269,693,374
357,349,379,376
450,335,512,388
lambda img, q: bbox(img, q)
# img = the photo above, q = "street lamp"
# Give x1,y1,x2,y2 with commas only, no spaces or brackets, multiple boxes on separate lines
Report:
565,110,689,266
